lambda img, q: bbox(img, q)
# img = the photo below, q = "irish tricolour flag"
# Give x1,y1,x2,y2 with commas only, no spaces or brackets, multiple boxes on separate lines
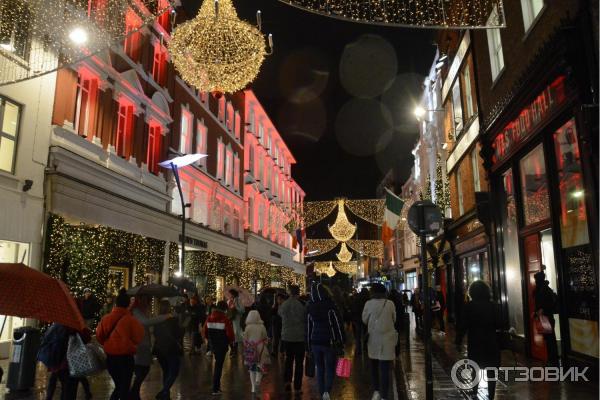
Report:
382,189,404,243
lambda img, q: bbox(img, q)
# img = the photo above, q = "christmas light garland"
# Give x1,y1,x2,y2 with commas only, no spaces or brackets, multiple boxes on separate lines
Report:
347,239,384,258
305,239,339,257
328,199,357,242
278,0,505,28
345,199,385,226
169,0,270,93
302,200,337,228
336,242,353,262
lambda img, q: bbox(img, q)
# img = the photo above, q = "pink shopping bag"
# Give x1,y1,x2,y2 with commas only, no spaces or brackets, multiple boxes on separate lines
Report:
336,357,351,378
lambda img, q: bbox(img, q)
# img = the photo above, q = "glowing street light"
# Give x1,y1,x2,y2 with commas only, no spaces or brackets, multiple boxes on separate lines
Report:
159,154,207,276
69,27,88,45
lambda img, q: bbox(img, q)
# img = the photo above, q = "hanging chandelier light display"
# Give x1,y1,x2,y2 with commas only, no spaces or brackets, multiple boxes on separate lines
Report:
278,0,505,28
0,0,171,86
169,0,272,93
328,199,357,242
336,242,353,263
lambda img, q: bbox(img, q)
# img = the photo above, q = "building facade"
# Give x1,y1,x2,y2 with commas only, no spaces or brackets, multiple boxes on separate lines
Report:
473,0,598,367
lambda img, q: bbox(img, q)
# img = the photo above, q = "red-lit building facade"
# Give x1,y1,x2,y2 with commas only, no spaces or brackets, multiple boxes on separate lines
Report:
44,1,305,298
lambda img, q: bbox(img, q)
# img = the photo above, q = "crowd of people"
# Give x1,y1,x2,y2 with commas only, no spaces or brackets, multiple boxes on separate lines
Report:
34,273,559,400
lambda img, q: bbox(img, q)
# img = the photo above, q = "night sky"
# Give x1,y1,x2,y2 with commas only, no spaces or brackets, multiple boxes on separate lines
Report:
185,0,436,200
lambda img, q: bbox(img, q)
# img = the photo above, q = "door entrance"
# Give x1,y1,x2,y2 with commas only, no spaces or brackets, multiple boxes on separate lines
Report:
524,229,560,362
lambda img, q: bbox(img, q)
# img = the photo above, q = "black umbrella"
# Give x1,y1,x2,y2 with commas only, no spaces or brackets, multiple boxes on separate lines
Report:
127,284,180,298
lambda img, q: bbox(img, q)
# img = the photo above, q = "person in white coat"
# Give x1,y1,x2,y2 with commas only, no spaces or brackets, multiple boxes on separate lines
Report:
243,310,270,394
362,283,397,400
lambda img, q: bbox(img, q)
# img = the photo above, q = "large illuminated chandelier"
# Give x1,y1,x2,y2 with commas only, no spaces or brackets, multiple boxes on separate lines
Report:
279,0,505,28
169,0,272,93
0,0,171,86
328,199,357,242
336,242,353,263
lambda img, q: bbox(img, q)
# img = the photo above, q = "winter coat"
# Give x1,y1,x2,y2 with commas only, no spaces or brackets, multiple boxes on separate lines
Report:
243,311,270,367
132,308,169,366
153,317,184,358
96,307,144,356
362,298,397,361
455,300,500,369
279,296,306,342
203,310,235,351
306,283,345,348
350,293,369,322
228,297,245,342
79,296,101,320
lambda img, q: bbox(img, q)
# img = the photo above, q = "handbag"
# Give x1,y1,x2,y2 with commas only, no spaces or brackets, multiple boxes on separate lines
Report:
335,357,352,378
534,314,553,335
67,334,105,377
304,352,315,378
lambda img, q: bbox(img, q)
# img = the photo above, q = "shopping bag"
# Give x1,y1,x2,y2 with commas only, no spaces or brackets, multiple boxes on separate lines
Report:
335,357,351,378
534,315,553,335
67,335,105,377
304,352,315,378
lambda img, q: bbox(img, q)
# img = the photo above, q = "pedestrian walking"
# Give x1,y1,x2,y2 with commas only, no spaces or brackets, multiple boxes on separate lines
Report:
455,280,501,400
227,289,245,357
432,286,446,334
189,295,206,354
362,283,397,400
350,288,369,356
270,293,285,356
78,288,101,329
153,300,184,400
279,285,307,393
411,288,423,332
203,300,235,395
96,288,144,400
242,310,270,394
204,296,215,355
307,283,345,400
129,296,171,400
534,269,560,367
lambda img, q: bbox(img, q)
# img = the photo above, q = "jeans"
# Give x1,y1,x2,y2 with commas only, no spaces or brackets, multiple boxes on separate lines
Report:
212,346,228,392
106,354,135,400
544,316,559,367
283,341,305,390
434,310,445,332
312,345,336,395
370,359,391,399
157,355,181,398
129,365,150,400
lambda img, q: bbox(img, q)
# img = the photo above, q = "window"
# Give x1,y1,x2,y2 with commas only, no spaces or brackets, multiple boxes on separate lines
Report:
116,99,134,158
216,141,224,180
74,73,98,138
248,145,255,175
248,108,255,133
258,203,265,234
234,111,241,140
199,91,208,104
225,149,233,186
156,0,171,32
192,188,208,225
124,9,142,61
247,197,254,231
520,144,550,225
0,97,21,173
471,147,481,192
179,108,192,154
0,0,31,59
258,156,263,182
462,65,475,120
452,80,463,134
258,123,264,143
196,121,207,167
233,210,240,238
265,163,271,189
226,102,234,131
456,167,464,215
218,96,225,122
147,123,161,174
233,155,240,192
152,43,167,86
486,6,505,81
520,0,544,32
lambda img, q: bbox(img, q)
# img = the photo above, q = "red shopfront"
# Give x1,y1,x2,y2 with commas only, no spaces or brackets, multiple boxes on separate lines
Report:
486,75,598,367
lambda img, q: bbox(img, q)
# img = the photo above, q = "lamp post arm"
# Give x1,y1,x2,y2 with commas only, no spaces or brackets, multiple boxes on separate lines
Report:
171,162,186,276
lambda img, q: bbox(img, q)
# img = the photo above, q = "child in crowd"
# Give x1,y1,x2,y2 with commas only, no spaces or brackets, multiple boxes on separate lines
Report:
243,310,270,394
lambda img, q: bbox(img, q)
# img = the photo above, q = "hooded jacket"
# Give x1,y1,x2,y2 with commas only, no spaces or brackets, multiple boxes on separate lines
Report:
306,283,345,348
279,296,306,342
203,309,235,350
96,307,144,356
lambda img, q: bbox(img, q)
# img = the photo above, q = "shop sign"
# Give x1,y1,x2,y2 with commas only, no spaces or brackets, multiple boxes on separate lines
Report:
492,76,567,165
179,235,208,249
270,251,282,259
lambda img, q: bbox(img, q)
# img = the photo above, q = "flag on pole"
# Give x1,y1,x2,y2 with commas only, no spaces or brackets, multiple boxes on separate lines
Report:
295,229,303,252
382,189,403,243
301,228,307,254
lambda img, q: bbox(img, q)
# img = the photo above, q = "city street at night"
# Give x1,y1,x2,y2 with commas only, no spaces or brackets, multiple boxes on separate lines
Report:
0,0,598,399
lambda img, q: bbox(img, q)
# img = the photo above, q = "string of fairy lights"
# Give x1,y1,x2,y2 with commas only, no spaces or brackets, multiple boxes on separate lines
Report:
278,0,506,28
345,199,385,226
336,242,353,262
328,199,357,242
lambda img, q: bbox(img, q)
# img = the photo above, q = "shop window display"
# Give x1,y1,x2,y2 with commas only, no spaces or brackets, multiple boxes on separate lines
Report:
519,144,550,225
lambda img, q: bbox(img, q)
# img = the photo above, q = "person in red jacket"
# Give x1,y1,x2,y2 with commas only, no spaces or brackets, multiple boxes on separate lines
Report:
97,289,144,400
203,300,234,395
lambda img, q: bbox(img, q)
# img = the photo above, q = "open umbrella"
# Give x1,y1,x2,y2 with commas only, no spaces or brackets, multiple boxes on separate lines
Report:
127,284,180,298
0,263,86,331
224,286,254,307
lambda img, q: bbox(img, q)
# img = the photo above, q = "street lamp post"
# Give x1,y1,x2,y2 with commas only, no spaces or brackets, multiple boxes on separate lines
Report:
159,154,207,277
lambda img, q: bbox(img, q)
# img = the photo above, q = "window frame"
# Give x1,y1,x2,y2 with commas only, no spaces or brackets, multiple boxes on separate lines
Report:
147,122,161,174
74,72,99,138
124,8,142,61
486,5,505,82
179,107,192,154
151,42,167,86
520,0,545,33
457,167,464,215
472,146,481,192
115,98,135,158
0,96,22,174
195,121,207,167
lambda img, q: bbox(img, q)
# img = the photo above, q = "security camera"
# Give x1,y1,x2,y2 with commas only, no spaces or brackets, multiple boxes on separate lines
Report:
22,180,33,192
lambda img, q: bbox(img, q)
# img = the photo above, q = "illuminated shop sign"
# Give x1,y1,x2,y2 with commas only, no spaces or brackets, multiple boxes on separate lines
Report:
492,76,567,164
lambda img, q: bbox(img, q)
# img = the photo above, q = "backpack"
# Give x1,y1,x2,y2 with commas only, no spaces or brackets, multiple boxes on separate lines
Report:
37,324,68,369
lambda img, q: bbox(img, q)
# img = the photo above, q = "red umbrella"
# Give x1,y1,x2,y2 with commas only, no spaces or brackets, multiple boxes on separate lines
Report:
0,263,86,331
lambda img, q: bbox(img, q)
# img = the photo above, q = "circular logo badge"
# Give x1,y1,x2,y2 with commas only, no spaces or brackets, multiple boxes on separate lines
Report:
451,359,481,390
